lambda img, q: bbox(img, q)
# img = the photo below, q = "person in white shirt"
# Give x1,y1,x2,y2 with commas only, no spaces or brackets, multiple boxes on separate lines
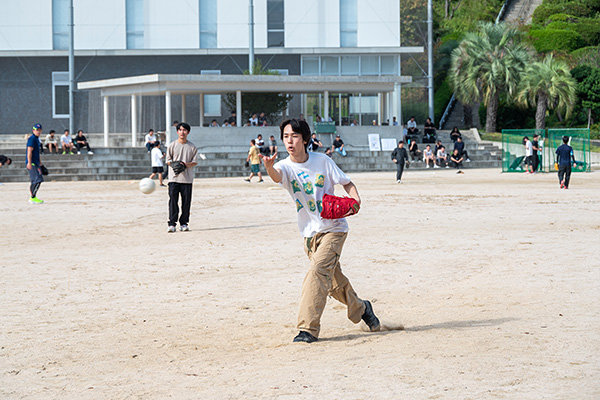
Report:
144,129,157,152
259,118,381,343
249,113,259,126
524,136,534,173
44,130,59,153
436,145,449,168
148,141,166,186
60,129,74,154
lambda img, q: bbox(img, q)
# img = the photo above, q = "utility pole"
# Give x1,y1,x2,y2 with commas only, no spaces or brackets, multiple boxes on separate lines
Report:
68,0,75,135
427,0,434,122
248,0,254,74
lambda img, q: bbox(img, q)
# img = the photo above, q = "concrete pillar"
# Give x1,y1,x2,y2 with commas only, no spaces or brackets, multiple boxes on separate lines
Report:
338,93,342,126
199,93,204,127
165,90,172,145
131,94,137,147
181,95,187,122
323,90,329,121
377,93,382,126
236,90,242,127
103,96,109,147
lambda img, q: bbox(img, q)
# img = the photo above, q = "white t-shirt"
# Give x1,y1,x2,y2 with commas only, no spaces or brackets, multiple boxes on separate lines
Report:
60,134,71,145
407,120,417,129
525,140,533,156
145,133,156,144
275,152,351,237
151,147,164,167
44,134,57,145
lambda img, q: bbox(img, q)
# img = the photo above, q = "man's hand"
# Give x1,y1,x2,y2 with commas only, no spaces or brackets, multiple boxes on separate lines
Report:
26,163,32,170
392,158,397,163
259,153,277,169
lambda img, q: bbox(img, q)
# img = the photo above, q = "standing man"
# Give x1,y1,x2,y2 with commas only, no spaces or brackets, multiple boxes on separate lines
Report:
166,122,198,232
531,134,541,172
244,139,263,183
555,136,576,189
149,141,166,187
391,141,409,183
259,118,380,343
523,136,533,173
26,123,44,204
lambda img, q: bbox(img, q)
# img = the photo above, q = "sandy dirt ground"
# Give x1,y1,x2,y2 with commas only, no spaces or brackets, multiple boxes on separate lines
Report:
1,168,599,399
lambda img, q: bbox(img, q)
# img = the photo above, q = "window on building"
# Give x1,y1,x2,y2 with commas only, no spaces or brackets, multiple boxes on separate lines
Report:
199,0,217,48
341,56,359,75
339,0,357,47
201,70,221,116
302,57,320,76
267,0,284,47
361,55,379,75
381,56,398,75
321,56,339,76
52,0,69,50
52,72,69,118
126,0,144,49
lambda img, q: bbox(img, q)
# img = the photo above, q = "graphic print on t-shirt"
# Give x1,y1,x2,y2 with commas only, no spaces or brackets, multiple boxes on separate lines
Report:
315,174,324,187
296,199,304,212
303,181,314,195
308,200,316,212
291,179,301,193
317,200,323,213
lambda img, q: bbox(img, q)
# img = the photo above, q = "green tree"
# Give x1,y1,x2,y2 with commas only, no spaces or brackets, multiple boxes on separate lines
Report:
571,65,600,128
223,59,292,125
517,54,577,129
450,22,530,132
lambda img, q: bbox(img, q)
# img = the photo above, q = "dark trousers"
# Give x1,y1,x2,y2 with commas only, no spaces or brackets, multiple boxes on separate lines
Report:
76,142,91,152
396,163,405,181
532,154,540,171
558,165,571,188
168,182,193,226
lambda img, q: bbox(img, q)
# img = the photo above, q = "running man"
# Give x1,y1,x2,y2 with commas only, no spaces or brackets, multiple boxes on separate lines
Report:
260,118,380,343
555,136,576,189
26,123,44,204
391,141,409,183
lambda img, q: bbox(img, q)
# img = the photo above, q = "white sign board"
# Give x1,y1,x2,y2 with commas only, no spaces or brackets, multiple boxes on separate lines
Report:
381,138,398,151
368,134,381,151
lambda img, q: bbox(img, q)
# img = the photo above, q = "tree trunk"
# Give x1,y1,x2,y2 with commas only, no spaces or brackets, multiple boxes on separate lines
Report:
445,0,449,18
556,109,564,123
535,92,547,129
485,93,498,133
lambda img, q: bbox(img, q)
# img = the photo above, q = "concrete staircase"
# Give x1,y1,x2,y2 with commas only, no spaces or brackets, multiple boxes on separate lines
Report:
0,130,501,183
503,0,544,24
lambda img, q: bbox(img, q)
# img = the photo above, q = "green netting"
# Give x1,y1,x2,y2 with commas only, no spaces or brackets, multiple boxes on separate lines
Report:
547,128,591,172
502,129,545,172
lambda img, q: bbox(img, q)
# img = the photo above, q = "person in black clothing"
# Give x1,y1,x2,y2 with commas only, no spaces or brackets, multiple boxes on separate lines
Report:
453,137,470,162
531,134,541,172
555,136,576,189
408,140,421,161
450,127,461,143
75,130,94,154
450,149,464,172
391,141,409,183
308,133,322,152
423,117,436,143
0,154,12,168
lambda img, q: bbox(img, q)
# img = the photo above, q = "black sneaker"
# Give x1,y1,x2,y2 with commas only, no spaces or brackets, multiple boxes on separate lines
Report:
293,331,317,343
361,300,381,332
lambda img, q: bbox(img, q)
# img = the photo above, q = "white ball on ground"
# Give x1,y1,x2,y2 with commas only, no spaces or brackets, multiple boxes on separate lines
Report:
139,178,156,194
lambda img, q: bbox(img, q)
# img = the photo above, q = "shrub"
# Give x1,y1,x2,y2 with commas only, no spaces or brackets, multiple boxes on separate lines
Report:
529,29,586,53
545,21,572,30
532,2,596,24
574,19,600,47
434,77,453,123
545,13,579,24
569,46,600,68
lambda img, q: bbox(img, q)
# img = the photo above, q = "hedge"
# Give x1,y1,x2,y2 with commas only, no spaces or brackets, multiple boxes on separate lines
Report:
532,1,597,24
529,29,586,53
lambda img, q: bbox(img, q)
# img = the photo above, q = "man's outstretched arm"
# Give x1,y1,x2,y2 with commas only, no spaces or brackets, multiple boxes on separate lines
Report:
260,153,281,183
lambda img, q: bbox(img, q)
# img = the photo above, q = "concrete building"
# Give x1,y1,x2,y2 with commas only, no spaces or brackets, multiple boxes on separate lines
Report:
0,0,429,135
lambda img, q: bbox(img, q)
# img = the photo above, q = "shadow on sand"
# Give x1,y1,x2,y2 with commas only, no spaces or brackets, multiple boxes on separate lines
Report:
320,317,517,343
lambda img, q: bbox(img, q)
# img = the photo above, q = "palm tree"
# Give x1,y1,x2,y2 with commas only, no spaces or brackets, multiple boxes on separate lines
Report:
517,54,577,129
450,22,530,133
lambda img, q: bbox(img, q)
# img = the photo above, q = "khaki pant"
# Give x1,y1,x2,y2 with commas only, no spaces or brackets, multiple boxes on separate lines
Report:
297,231,366,338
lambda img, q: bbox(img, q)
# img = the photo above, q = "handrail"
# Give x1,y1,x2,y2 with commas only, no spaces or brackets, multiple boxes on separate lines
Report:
438,93,456,130
438,0,512,130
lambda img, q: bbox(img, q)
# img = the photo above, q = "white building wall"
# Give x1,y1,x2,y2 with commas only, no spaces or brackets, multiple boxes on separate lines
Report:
217,0,248,48
254,0,267,48
285,0,339,48
145,0,199,48
0,1,52,50
357,0,400,47
75,0,126,49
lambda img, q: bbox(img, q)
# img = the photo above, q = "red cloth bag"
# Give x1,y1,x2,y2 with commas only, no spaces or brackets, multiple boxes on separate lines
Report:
320,193,360,219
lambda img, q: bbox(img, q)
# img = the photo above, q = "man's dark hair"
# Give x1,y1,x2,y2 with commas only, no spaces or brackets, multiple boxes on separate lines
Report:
172,120,179,126
563,136,569,144
154,141,161,147
64,129,69,133
148,129,154,133
5,157,12,165
49,130,55,134
250,139,256,145
280,119,311,149
176,122,191,132
77,129,83,134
